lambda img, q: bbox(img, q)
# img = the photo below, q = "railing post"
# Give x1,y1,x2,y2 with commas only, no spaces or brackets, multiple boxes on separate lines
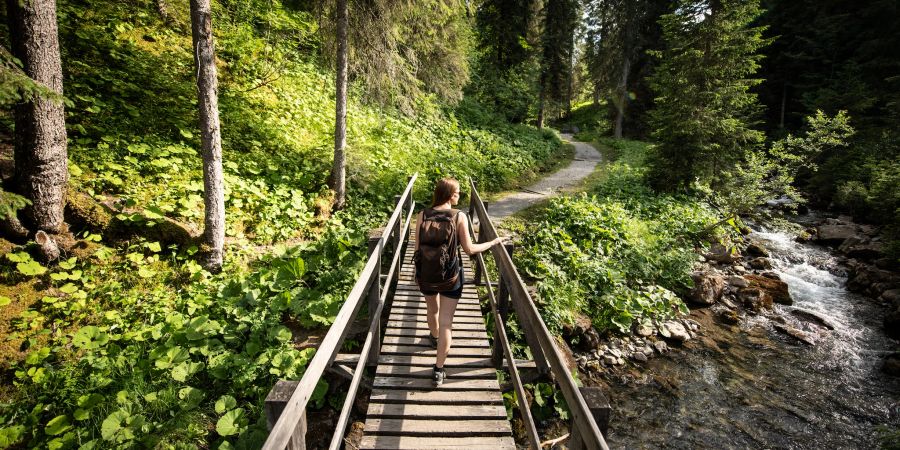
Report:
266,380,306,450
471,199,488,286
504,241,551,375
568,386,610,450
367,229,383,367
491,241,512,368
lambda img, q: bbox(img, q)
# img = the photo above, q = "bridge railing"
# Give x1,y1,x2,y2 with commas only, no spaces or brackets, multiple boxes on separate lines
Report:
468,179,610,450
262,174,417,450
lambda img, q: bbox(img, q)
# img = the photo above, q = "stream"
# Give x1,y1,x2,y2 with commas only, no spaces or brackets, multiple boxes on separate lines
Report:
602,218,900,448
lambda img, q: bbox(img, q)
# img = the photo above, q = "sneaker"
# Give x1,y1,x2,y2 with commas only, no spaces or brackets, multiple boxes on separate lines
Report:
428,334,438,348
432,366,445,387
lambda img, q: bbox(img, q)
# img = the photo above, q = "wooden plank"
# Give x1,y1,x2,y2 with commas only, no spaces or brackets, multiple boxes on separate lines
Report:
377,355,493,367
384,328,487,339
388,307,483,317
373,377,500,390
366,403,507,419
390,301,481,311
381,336,488,347
375,365,496,379
386,321,485,331
369,389,503,404
359,435,515,450
388,314,483,324
364,419,511,436
379,345,492,357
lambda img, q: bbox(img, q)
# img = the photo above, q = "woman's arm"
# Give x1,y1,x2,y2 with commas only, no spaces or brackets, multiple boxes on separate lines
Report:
457,211,504,256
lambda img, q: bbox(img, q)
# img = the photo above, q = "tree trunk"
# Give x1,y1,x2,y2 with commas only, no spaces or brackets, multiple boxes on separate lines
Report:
537,79,545,129
779,82,787,129
6,0,68,234
331,0,348,210
190,0,225,272
613,56,631,139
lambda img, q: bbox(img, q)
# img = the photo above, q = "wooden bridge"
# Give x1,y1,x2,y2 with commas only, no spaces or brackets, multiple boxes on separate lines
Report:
261,175,610,450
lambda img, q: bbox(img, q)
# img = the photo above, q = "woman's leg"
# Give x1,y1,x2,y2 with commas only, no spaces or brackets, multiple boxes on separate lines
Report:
435,294,460,368
424,294,439,339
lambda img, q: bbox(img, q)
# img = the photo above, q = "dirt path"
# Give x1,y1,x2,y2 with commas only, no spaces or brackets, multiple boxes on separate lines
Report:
488,133,602,220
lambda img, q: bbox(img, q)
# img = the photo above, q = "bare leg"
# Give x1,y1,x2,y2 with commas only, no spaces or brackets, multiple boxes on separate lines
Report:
424,294,439,340
435,294,460,368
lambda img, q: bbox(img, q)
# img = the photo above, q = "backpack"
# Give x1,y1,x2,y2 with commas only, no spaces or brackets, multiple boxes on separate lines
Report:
414,208,462,291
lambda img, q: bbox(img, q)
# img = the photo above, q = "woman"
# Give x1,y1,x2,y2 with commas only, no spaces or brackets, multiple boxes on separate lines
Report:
415,178,505,386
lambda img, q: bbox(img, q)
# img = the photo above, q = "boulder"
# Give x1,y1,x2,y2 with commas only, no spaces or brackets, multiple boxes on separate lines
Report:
745,274,793,305
706,243,741,264
773,323,816,345
631,352,648,362
815,224,858,245
661,321,691,342
689,271,726,305
749,257,773,270
882,289,900,307
739,287,773,312
790,309,837,330
746,242,770,257
845,242,886,261
652,340,669,353
563,313,601,351
847,264,900,297
727,276,749,288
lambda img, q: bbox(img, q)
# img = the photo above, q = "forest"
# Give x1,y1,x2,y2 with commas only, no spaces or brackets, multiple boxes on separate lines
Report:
0,0,898,448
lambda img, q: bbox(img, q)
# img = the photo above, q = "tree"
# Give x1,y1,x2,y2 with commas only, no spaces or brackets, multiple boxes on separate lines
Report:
647,0,770,191
538,0,578,125
189,0,225,272
5,0,68,246
330,0,348,210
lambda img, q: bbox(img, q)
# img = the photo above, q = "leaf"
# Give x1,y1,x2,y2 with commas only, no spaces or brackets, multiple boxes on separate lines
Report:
45,415,72,436
60,283,79,294
100,410,131,442
154,346,189,369
6,252,30,263
59,257,77,270
145,242,162,253
0,296,10,308
137,266,156,278
269,325,292,343
171,361,204,382
72,326,109,350
17,260,47,276
73,409,90,421
178,386,205,410
215,408,247,436
0,425,25,447
214,395,237,414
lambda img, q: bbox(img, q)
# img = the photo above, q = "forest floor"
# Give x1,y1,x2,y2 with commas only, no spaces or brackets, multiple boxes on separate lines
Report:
488,133,603,220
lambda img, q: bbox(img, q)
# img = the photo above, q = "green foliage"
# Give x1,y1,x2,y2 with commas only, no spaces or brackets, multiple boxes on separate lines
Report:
515,139,724,334
647,0,770,190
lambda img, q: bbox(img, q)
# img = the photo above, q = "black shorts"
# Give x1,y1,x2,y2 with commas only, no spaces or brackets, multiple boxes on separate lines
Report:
420,268,465,299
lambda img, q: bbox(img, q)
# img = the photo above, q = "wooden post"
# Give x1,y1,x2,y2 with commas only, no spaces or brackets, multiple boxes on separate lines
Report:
367,229,383,367
265,380,306,450
504,241,550,374
471,200,489,286
491,241,512,368
568,386,611,450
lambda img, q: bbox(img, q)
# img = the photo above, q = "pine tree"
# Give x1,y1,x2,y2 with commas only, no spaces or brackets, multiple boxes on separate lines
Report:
647,0,770,191
539,0,578,124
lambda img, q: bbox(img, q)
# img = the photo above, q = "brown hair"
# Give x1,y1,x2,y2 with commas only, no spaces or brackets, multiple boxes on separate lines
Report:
431,178,460,207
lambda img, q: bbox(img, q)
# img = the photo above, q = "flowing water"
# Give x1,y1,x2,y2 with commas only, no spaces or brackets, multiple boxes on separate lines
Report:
602,220,900,449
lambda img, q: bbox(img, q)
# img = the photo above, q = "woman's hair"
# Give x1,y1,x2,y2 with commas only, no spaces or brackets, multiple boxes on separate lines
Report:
431,178,460,207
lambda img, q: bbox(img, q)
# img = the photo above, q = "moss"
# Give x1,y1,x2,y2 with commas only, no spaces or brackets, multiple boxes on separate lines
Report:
65,189,112,232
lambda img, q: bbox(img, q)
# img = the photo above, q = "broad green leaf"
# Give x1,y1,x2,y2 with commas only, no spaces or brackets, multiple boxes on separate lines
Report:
137,266,156,278
178,386,205,410
154,346,189,369
214,395,237,414
45,415,71,436
0,425,25,447
72,326,109,350
145,242,162,253
17,260,47,276
215,408,247,436
60,283,79,294
171,361,204,382
73,409,90,421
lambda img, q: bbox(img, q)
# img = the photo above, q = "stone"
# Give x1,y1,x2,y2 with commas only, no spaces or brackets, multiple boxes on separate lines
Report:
815,224,858,245
706,242,741,264
662,321,691,342
882,289,900,306
727,276,749,288
734,265,748,274
636,323,655,337
562,313,601,351
790,308,837,330
773,323,816,345
608,348,623,359
739,287,773,312
882,354,900,377
749,257,773,270
652,340,669,353
689,271,726,305
603,355,617,366
845,242,886,261
720,310,740,325
746,242,770,257
616,358,625,365
632,351,648,362
745,274,792,305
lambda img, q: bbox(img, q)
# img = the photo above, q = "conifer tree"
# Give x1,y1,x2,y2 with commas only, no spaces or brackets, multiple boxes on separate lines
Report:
647,0,770,191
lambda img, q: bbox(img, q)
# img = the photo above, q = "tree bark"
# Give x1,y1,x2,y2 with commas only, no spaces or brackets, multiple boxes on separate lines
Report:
779,82,787,129
537,77,545,129
190,0,225,272
6,0,68,234
613,56,631,139
331,0,348,210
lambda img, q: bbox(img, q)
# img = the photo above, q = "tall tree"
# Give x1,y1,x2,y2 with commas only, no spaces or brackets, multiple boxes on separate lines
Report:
330,0,348,210
189,0,225,272
6,0,68,241
647,0,770,190
539,0,578,124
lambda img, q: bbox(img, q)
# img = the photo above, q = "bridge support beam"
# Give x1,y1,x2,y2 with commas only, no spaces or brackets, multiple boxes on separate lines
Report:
265,380,307,450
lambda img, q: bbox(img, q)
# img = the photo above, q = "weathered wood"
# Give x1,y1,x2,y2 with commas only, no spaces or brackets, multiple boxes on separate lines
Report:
379,344,492,357
383,328,486,339
375,364,496,379
373,377,500,390
390,300,481,311
366,403,507,419
376,355,493,367
569,386,611,449
388,313,483,324
369,389,503,404
368,232,383,367
381,335,489,348
364,419,511,436
388,307,483,317
385,321,485,331
359,435,515,450
265,380,306,450
326,362,373,390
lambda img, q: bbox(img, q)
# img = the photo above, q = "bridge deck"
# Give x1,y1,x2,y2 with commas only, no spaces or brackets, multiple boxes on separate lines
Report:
359,241,516,450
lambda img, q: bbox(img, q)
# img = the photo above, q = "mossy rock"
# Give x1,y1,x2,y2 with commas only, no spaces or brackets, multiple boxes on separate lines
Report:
65,190,112,232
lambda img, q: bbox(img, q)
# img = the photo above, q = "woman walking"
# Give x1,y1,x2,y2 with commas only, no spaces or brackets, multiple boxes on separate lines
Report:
415,178,505,386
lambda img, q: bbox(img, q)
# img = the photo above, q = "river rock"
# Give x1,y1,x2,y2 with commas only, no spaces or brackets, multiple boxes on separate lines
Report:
652,340,669,353
603,355,618,365
706,242,741,264
749,257,773,270
847,264,900,297
746,242,770,257
790,308,837,330
739,287,773,312
635,323,655,337
562,313,601,351
773,323,816,345
882,289,900,306
744,274,793,305
882,353,900,377
727,276,749,288
661,321,691,342
719,309,741,324
816,224,858,245
689,271,726,305
632,351,648,362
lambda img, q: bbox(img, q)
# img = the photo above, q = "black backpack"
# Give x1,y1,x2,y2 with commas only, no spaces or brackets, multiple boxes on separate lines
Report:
415,208,462,291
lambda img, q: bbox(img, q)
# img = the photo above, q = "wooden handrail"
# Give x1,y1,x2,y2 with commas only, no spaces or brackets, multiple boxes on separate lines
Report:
468,179,610,450
263,174,418,450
